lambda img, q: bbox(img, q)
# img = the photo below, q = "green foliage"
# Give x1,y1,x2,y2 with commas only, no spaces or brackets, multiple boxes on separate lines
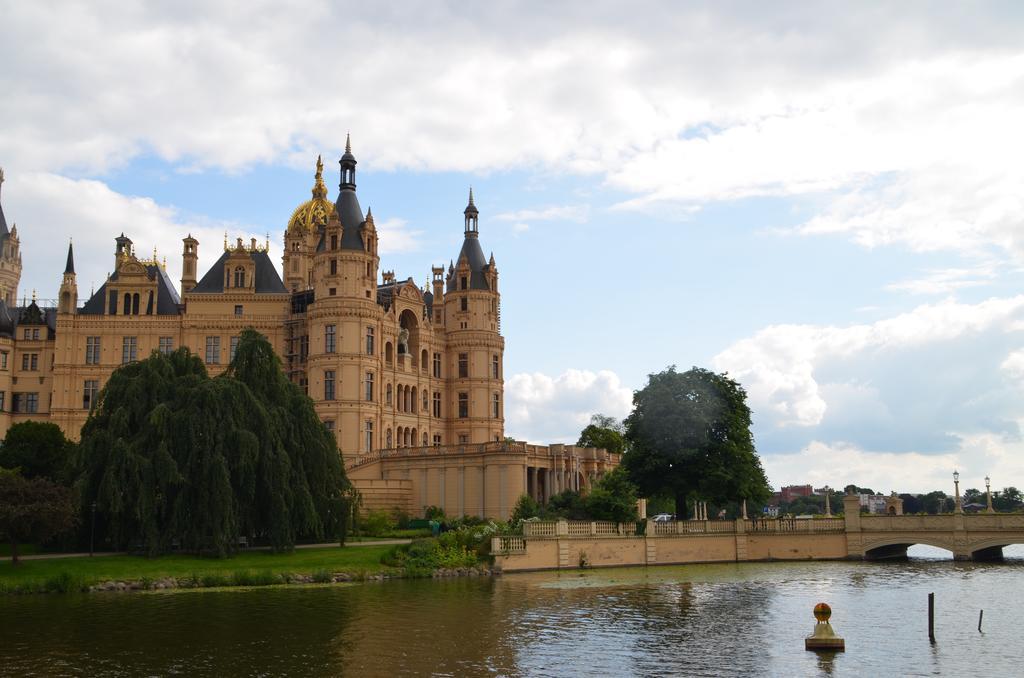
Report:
577,414,626,454
382,537,478,575
623,366,770,517
545,490,588,520
0,470,78,564
844,485,875,495
74,330,350,557
0,421,76,484
424,505,445,520
311,568,332,583
361,510,394,537
583,467,639,523
510,494,540,523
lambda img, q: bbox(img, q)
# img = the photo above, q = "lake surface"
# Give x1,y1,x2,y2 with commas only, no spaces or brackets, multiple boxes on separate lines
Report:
2,546,1022,677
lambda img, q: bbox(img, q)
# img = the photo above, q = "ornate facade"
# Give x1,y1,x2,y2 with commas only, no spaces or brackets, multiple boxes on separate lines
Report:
0,140,618,518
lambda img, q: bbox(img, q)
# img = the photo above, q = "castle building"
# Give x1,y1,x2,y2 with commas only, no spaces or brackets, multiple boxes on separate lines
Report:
0,140,619,518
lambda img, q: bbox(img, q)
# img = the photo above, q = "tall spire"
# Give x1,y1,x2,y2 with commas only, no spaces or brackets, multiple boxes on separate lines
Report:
312,154,327,199
339,133,357,191
345,132,352,154
64,240,75,274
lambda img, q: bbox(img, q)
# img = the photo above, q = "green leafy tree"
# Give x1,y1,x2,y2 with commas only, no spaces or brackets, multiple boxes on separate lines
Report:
623,366,770,518
843,485,875,495
899,493,923,514
0,421,76,484
583,467,639,522
510,494,540,523
0,469,77,564
920,491,951,514
577,414,626,454
75,330,350,556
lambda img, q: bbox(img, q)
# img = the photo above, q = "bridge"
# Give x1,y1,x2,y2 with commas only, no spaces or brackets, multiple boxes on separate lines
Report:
490,493,1024,571
844,496,1024,561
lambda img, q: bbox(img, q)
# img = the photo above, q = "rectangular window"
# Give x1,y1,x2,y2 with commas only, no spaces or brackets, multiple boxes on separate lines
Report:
460,297,468,312
329,288,336,296
458,434,468,445
158,337,173,355
205,336,220,364
433,392,441,418
0,352,7,369
458,353,468,378
83,380,98,410
32,328,39,340
458,392,468,418
324,370,335,401
325,324,336,353
234,305,243,316
330,234,338,250
330,259,337,275
230,336,240,362
0,391,5,411
13,392,38,414
493,393,500,418
365,372,374,402
122,337,138,364
86,336,101,364
365,420,373,452
108,290,118,315
492,354,500,379
299,335,309,362
20,354,27,371
460,276,467,290
325,420,335,432
366,327,375,355
432,434,442,446
23,329,29,340
433,352,441,378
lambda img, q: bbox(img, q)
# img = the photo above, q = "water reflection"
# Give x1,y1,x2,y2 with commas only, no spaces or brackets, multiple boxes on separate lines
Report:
1,557,1022,677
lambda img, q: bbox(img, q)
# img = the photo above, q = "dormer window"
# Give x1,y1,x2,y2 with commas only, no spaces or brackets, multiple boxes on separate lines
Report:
234,267,246,288
460,276,468,290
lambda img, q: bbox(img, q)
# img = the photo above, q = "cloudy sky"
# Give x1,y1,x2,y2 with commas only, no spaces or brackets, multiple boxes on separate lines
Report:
2,2,1023,493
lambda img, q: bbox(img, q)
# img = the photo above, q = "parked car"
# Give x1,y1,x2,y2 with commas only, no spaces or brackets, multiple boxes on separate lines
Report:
652,513,675,522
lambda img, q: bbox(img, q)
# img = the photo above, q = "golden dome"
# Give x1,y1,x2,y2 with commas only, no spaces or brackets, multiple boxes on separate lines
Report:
287,156,336,235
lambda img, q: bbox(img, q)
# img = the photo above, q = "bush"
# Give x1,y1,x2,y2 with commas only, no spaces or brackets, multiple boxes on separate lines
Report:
382,537,478,574
361,510,394,537
45,571,84,593
424,505,445,520
201,573,229,588
311,568,332,583
510,494,540,523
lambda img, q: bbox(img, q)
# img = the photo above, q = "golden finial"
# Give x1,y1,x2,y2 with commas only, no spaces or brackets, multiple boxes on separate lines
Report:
153,246,158,262
162,256,167,269
312,155,328,200
31,289,36,302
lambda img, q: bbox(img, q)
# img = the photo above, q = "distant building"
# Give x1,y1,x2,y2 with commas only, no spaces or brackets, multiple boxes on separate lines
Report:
779,485,815,503
859,494,888,514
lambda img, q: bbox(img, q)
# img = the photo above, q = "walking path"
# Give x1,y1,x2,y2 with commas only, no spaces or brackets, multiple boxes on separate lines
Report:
15,538,413,561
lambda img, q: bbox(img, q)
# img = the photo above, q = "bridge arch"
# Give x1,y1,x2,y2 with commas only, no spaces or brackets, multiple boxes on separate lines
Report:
863,537,955,560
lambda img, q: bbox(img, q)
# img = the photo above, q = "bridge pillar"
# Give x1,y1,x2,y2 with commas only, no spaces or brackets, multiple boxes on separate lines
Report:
843,494,864,559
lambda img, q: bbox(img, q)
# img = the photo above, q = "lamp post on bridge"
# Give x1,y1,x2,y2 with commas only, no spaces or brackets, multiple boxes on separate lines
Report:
953,470,963,514
985,475,995,514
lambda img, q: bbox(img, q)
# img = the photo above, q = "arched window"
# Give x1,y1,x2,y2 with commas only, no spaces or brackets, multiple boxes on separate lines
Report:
421,349,428,372
422,432,428,446
386,428,393,448
386,383,393,405
123,293,131,315
411,387,417,413
234,267,246,288
132,293,140,315
385,342,394,364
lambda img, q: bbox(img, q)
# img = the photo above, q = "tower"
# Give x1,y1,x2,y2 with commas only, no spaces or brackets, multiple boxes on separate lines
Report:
181,234,198,294
445,189,505,444
283,156,335,292
0,168,23,305
58,240,77,314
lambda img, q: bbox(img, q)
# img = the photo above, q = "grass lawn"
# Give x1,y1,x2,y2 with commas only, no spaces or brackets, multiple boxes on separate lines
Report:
0,544,396,592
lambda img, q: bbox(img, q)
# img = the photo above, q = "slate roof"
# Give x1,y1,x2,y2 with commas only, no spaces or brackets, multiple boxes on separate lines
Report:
447,234,490,291
335,189,366,251
190,250,287,294
80,264,183,315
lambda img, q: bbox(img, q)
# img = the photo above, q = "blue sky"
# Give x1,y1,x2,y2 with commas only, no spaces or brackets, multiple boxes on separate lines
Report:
2,2,1024,492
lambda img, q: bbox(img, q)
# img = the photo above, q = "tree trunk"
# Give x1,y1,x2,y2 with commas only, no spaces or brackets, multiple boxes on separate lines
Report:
675,492,688,520
10,539,19,566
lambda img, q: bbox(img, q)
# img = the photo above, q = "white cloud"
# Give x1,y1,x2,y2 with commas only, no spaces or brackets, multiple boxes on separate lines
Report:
505,369,632,444
511,223,530,234
764,433,1024,495
713,296,1024,428
374,217,422,255
885,267,996,296
493,205,590,223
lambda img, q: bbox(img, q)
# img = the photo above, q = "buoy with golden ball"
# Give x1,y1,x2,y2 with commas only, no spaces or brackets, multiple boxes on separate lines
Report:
805,602,845,651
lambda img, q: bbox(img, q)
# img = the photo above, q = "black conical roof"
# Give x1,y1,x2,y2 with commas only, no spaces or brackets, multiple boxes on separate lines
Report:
64,241,75,274
0,169,9,239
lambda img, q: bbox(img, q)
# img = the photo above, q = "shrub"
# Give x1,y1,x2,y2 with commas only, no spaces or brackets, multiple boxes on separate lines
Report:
361,510,394,537
382,537,478,574
424,505,446,520
201,573,229,588
45,571,85,593
510,494,540,524
311,568,332,583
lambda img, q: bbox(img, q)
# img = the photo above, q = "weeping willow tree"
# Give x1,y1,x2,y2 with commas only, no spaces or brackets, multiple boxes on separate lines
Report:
75,329,350,556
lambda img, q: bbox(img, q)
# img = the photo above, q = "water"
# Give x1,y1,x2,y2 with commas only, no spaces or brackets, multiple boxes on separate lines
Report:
2,547,1022,677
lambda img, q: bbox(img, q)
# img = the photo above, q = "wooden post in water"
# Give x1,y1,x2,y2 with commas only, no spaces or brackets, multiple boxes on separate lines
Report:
928,593,935,642
978,610,984,633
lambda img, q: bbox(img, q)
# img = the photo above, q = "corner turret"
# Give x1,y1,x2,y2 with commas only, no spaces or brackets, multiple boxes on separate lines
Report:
59,240,77,314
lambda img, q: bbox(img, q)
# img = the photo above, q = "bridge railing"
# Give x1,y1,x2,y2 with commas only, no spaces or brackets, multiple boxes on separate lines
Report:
860,515,952,531
745,518,846,533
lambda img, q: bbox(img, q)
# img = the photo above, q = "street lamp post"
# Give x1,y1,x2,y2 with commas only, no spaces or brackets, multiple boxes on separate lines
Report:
985,475,995,514
953,470,963,514
89,501,97,557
